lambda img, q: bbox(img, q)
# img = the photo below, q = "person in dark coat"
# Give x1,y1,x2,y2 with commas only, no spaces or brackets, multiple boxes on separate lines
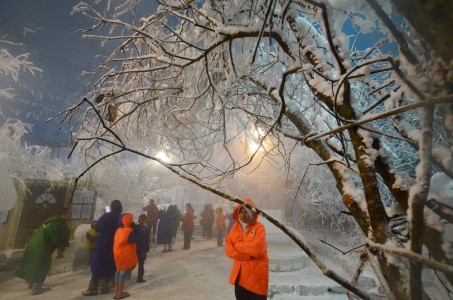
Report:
15,207,71,296
171,205,181,245
83,200,123,296
134,214,150,283
143,199,159,243
156,206,174,252
227,211,234,234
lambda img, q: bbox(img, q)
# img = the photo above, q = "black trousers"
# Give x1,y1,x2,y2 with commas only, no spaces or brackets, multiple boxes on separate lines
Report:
217,230,224,246
149,221,157,242
183,231,192,249
206,225,213,239
235,284,267,300
137,258,145,280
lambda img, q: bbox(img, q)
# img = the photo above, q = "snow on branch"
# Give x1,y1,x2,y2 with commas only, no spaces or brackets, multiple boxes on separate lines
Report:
0,49,42,82
366,239,453,276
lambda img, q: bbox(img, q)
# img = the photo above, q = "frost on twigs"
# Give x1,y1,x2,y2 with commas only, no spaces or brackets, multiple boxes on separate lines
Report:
63,0,453,298
0,118,82,196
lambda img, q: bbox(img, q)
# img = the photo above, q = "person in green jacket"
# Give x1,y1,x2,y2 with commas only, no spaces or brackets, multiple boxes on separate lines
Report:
15,207,72,295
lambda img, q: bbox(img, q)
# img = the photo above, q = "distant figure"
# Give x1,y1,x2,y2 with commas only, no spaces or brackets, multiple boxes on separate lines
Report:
201,203,215,239
83,200,123,296
134,215,150,283
113,213,138,299
15,207,71,296
171,205,182,245
215,207,227,247
225,198,269,300
86,221,99,265
181,203,196,250
226,211,234,234
143,199,159,244
157,206,173,252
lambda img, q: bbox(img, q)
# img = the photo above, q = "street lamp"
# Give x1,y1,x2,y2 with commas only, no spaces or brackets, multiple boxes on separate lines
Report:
156,151,170,163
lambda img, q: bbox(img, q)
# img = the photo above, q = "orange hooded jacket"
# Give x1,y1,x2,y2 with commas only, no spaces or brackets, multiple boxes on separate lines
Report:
113,213,138,271
225,198,269,296
215,208,227,231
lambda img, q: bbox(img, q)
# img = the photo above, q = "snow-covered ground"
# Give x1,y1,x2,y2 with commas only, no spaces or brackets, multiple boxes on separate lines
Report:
0,231,357,300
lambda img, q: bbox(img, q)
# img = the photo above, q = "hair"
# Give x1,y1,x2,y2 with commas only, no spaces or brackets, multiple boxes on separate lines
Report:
167,205,176,213
59,207,71,216
110,200,123,214
138,214,147,220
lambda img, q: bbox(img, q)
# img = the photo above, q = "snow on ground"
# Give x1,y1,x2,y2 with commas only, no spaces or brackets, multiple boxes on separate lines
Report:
0,231,354,300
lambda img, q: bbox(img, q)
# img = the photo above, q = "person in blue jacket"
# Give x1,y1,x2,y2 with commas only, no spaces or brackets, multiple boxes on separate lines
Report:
157,206,174,252
82,200,123,296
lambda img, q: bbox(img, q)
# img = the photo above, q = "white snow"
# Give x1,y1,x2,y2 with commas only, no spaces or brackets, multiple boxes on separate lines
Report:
0,229,357,300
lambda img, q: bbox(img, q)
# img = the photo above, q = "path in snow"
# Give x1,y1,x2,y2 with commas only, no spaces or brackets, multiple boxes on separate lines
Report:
0,233,350,299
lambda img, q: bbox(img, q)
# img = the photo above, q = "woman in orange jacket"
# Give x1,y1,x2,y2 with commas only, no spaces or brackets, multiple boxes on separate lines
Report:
225,198,269,300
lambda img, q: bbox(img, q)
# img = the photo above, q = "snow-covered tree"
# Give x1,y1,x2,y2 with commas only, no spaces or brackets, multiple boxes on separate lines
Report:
0,41,41,101
0,38,45,210
59,1,453,298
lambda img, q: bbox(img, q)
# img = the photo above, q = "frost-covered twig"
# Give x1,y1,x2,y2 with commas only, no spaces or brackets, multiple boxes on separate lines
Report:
366,239,453,276
320,239,365,255
304,95,451,143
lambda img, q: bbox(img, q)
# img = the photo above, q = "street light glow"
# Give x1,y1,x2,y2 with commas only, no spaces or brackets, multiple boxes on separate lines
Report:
248,141,261,153
156,151,170,163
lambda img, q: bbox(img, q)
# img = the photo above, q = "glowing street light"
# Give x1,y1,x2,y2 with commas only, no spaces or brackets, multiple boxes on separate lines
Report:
156,151,170,163
248,141,262,153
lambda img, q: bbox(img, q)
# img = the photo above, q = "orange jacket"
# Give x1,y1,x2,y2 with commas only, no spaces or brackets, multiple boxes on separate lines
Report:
181,207,195,232
215,208,227,231
114,213,138,271
225,199,269,296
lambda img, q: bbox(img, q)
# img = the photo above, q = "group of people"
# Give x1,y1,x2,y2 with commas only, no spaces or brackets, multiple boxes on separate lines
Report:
15,197,270,300
142,200,231,250
81,200,150,299
141,199,194,251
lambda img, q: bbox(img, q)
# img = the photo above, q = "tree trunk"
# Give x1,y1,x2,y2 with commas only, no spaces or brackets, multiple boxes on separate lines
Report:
390,0,453,63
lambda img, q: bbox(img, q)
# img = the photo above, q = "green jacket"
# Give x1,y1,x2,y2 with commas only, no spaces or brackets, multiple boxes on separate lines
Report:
15,215,70,283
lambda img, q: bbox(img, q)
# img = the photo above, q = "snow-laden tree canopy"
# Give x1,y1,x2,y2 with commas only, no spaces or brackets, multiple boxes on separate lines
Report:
57,1,453,299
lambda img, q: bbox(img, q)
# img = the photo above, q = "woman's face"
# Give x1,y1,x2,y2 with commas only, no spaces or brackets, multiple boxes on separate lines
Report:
238,207,251,224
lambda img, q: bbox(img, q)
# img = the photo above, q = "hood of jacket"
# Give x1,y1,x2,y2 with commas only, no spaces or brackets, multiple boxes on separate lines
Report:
232,198,258,225
119,213,134,228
